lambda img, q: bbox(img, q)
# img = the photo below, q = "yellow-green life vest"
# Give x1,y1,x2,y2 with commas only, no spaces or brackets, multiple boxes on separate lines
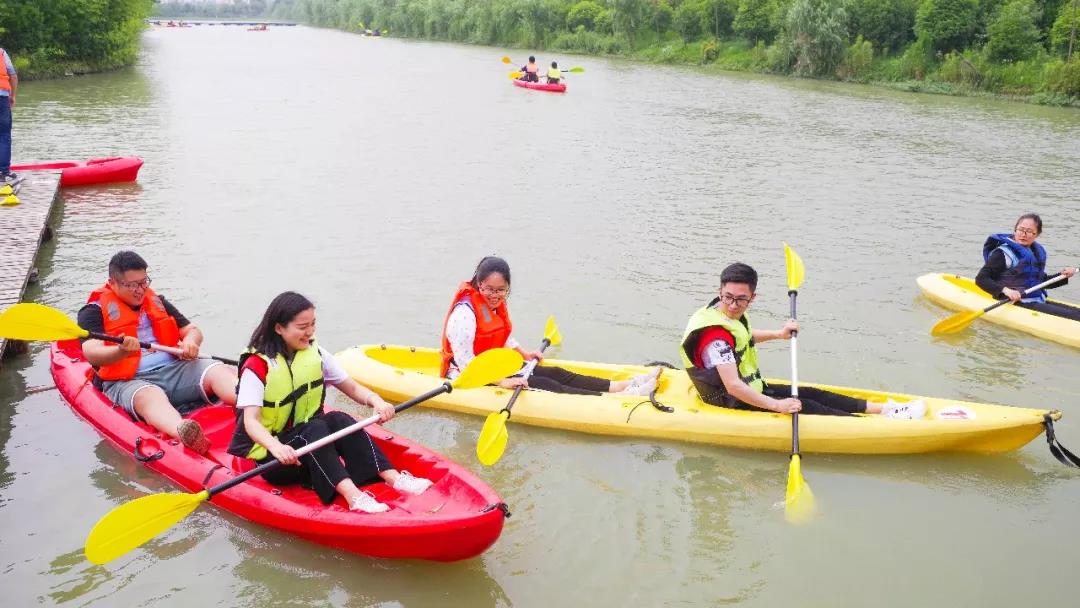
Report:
680,303,764,394
245,343,326,460
547,67,561,80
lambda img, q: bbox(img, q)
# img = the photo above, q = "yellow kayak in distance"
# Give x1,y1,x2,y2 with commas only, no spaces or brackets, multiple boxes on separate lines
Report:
335,344,1061,456
918,273,1080,349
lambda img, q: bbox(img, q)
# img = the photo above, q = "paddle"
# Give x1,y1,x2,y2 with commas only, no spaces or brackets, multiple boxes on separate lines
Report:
508,67,585,79
0,302,238,365
783,243,815,524
83,346,524,565
476,316,562,466
930,271,1075,336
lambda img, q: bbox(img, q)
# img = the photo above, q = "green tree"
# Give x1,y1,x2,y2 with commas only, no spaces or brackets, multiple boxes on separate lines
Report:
1049,0,1079,58
986,0,1042,61
915,0,980,51
674,0,705,40
847,0,918,52
780,0,849,75
733,0,780,42
567,0,605,30
651,0,674,35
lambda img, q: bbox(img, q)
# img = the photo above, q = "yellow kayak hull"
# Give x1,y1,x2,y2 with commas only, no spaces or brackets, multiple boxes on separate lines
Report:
336,345,1059,455
918,272,1080,348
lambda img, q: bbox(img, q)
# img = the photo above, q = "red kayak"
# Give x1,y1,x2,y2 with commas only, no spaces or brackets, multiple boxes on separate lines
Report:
513,79,566,93
51,340,508,562
12,156,143,187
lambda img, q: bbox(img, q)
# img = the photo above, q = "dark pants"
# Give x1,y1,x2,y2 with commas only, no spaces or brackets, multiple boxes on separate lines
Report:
258,411,392,505
522,72,538,82
0,98,10,174
547,78,560,85
734,384,867,417
1017,300,1080,322
528,365,610,396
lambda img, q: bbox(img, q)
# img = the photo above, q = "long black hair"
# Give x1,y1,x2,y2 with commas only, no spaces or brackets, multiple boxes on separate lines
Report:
470,256,511,289
247,291,315,359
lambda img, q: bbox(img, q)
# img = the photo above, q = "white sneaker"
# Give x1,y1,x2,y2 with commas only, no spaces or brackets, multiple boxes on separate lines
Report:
350,491,389,513
392,471,433,495
884,399,926,420
629,367,662,386
618,377,657,396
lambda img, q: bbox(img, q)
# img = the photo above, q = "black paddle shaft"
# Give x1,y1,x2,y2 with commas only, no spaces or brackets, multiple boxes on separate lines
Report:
206,382,453,498
788,290,800,456
501,338,552,418
982,272,1064,314
87,330,238,365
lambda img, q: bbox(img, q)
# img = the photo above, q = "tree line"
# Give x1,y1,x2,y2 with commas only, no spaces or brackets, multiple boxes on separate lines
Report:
0,0,154,77
255,0,1079,102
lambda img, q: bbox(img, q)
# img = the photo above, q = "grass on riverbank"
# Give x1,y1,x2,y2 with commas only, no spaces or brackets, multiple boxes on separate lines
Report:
544,30,1080,108
12,51,138,82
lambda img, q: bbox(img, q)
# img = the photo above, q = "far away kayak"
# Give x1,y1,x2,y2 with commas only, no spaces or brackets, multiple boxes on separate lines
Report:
513,80,566,93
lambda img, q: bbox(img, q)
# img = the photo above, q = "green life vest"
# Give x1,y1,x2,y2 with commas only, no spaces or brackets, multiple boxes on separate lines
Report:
547,67,561,80
680,302,765,404
235,343,326,461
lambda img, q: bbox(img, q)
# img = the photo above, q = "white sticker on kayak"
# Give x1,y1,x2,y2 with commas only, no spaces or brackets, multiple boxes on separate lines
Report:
935,406,975,420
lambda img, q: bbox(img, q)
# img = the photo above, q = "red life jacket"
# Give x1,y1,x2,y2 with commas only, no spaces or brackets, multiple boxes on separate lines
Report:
0,50,10,93
439,281,512,377
87,284,180,380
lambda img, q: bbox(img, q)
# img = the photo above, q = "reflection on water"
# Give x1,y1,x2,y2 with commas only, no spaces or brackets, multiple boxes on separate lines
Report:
1,24,1079,607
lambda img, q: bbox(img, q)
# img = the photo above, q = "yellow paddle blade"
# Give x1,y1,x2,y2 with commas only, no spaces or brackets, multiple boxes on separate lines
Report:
476,410,510,466
566,66,585,73
85,490,210,565
508,71,524,79
783,243,805,291
501,55,512,64
0,303,90,341
930,309,983,336
1,194,18,206
544,316,562,347
784,454,816,524
0,184,12,195
452,348,523,390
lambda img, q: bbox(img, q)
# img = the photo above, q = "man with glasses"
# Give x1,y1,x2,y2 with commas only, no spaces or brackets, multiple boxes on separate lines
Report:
77,251,237,453
679,262,911,417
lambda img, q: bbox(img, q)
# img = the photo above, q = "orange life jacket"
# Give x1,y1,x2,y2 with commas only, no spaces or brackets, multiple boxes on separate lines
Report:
525,62,539,74
0,50,11,93
87,284,180,381
439,281,512,377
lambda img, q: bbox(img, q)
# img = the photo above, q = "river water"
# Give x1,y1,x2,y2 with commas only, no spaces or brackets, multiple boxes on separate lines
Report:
2,25,1079,607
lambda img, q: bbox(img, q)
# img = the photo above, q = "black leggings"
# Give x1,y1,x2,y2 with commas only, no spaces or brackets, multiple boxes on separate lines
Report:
258,411,392,504
527,365,610,396
734,384,867,417
1017,300,1080,322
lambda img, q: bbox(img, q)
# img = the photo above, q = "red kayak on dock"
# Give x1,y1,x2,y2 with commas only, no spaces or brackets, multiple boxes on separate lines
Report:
51,340,508,562
12,156,143,187
513,79,566,93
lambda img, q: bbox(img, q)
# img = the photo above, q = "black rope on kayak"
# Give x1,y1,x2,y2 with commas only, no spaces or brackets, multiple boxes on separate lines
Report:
624,360,678,422
1044,413,1080,468
201,464,226,487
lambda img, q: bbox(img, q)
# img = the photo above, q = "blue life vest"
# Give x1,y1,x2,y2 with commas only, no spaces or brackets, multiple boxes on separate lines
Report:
982,233,1047,303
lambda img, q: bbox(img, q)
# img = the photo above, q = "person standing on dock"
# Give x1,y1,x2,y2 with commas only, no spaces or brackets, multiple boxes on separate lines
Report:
0,46,17,182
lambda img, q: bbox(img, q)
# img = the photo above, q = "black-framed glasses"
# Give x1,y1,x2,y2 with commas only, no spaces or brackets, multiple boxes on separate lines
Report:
479,286,509,297
719,293,752,306
118,277,152,290
1015,227,1038,236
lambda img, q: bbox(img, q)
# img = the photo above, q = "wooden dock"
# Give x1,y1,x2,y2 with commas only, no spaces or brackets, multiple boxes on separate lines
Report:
0,171,62,363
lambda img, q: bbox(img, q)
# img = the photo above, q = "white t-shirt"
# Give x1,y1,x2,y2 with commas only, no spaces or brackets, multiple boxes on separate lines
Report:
444,301,518,379
236,345,348,408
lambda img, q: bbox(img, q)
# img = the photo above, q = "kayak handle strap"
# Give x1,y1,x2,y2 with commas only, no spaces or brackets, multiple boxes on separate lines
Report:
1044,413,1080,468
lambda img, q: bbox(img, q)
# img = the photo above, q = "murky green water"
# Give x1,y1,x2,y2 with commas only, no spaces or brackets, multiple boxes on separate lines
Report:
2,25,1079,606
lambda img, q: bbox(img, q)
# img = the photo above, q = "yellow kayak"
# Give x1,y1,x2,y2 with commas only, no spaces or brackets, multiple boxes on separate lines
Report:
917,273,1080,348
336,344,1061,455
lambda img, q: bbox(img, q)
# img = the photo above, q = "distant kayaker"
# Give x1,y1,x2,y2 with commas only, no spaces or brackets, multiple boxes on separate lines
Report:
227,291,433,513
77,251,238,454
546,61,561,84
681,262,922,417
975,213,1079,321
441,256,659,395
520,56,540,82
